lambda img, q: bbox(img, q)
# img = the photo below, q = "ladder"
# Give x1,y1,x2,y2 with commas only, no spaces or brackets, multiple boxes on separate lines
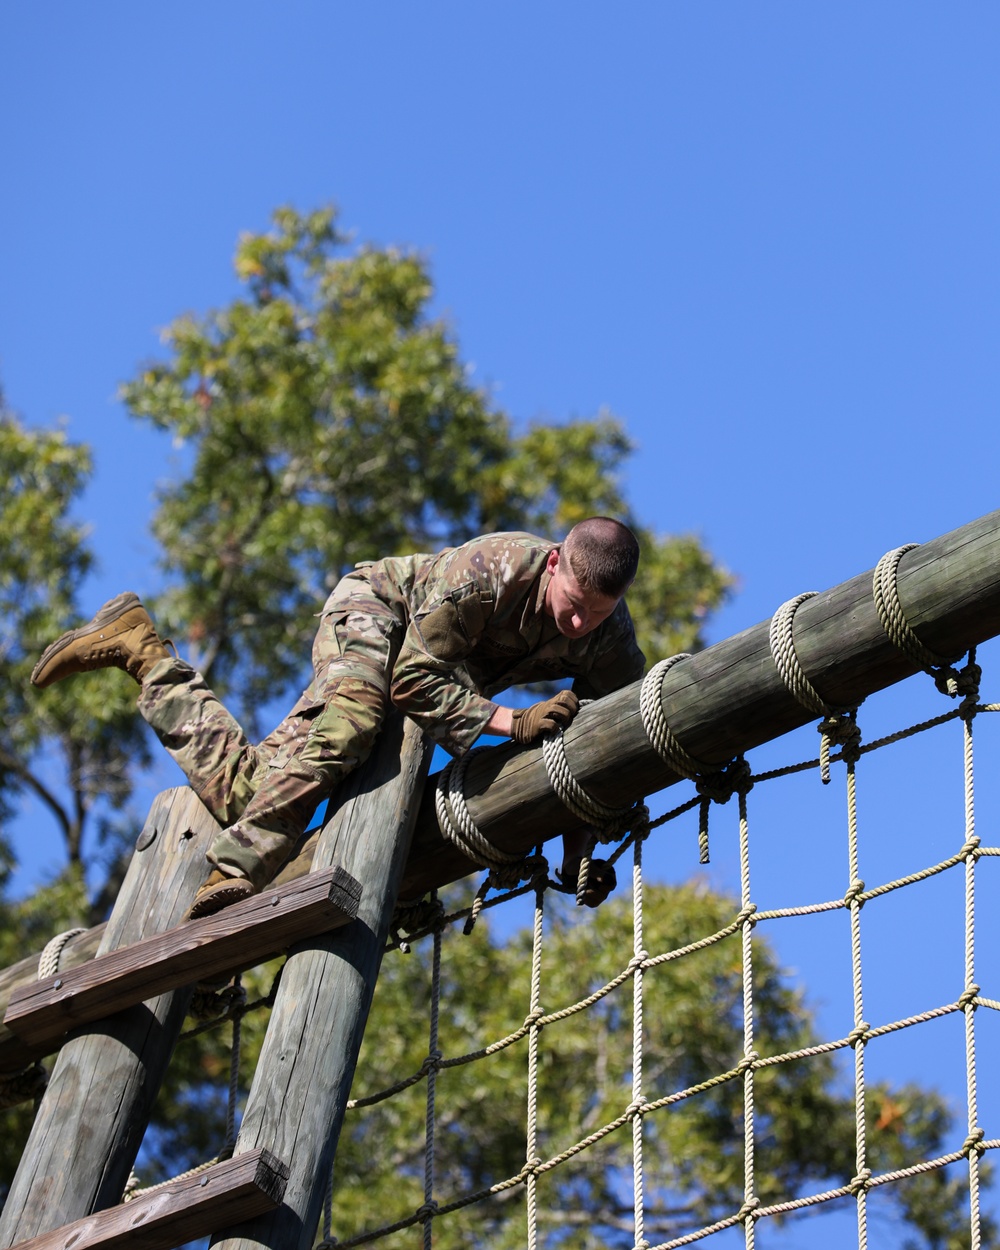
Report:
0,711,431,1250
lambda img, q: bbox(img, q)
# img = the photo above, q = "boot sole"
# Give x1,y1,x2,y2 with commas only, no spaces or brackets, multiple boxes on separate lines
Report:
187,877,256,920
31,592,143,687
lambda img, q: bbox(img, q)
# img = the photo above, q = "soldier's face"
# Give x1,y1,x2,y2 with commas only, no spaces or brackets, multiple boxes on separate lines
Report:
544,549,621,639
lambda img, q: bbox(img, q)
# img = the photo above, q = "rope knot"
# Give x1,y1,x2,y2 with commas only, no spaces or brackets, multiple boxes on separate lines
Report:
391,895,446,951
696,758,751,805
523,1008,544,1030
519,1157,542,1182
844,880,866,906
818,713,862,773
849,1168,872,1195
627,952,649,974
737,1052,758,1075
420,1049,443,1077
416,1200,439,1220
626,1097,647,1119
961,836,982,859
737,903,757,928
737,1197,761,1222
959,985,981,1011
963,1127,986,1157
848,1022,871,1048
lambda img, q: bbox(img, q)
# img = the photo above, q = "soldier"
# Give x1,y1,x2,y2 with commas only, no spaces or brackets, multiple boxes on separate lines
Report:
32,517,644,918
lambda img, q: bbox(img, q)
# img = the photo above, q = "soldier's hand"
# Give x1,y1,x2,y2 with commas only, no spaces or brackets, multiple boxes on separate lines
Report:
510,690,580,744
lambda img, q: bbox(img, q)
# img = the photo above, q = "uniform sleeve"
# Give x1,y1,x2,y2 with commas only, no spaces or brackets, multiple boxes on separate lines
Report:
390,584,497,755
571,603,646,700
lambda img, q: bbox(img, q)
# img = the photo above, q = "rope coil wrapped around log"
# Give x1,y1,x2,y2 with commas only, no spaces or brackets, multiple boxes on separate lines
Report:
768,592,860,783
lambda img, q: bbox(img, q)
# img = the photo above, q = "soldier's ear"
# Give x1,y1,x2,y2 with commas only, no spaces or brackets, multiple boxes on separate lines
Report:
545,548,561,576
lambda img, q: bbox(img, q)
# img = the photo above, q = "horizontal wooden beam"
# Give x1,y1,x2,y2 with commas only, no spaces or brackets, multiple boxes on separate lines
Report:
4,866,360,1051
9,1149,288,1250
399,506,1000,896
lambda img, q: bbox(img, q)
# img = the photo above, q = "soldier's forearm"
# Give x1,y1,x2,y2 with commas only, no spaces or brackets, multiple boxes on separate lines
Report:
484,703,513,737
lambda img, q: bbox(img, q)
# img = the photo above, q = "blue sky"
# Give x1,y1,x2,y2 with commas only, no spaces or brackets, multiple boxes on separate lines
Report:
2,5,999,1246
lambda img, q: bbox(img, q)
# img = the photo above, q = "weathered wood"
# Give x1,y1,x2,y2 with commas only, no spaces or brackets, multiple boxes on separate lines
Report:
10,1149,289,1250
3,509,1000,1070
5,867,361,1051
0,789,221,1246
399,507,1000,896
212,711,433,1250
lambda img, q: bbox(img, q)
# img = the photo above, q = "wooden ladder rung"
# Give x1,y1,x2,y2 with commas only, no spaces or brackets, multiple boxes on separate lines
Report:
4,866,361,1050
10,1148,288,1250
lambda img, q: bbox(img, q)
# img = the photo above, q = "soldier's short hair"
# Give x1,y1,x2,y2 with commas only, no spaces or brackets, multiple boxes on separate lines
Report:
563,518,639,598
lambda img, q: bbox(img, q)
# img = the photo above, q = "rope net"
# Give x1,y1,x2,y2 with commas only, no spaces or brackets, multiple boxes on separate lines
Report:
314,644,1000,1249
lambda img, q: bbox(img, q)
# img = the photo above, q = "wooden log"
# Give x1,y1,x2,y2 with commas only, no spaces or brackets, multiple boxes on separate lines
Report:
399,506,1000,897
4,867,361,1051
211,711,433,1250
0,789,221,1246
9,1149,288,1250
2,508,1000,1070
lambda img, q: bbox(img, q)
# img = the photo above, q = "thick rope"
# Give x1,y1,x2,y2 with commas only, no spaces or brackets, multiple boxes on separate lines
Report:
738,781,758,1250
541,728,638,836
435,750,525,874
435,748,540,933
962,695,983,1245
37,927,86,980
769,593,859,783
422,907,443,1250
0,926,86,1111
639,656,742,861
632,825,649,1250
873,545,968,694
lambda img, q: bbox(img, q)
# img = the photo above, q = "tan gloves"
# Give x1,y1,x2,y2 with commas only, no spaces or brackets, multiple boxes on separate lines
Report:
510,690,580,745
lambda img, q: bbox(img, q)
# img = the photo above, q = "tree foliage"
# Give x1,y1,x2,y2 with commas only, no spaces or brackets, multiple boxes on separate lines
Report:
120,206,732,718
142,884,993,1249
0,208,989,1247
0,403,150,909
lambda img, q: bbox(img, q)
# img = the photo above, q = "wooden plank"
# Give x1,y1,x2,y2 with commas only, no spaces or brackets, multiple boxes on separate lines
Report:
10,1149,288,1250
3,507,1000,1072
4,866,361,1051
212,712,433,1250
0,788,224,1245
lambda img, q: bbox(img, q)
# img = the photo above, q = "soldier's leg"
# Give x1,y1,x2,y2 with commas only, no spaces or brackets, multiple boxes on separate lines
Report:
205,675,387,889
203,579,402,892
138,656,264,826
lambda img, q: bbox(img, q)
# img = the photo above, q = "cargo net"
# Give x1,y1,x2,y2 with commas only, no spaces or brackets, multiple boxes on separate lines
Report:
319,572,1000,1249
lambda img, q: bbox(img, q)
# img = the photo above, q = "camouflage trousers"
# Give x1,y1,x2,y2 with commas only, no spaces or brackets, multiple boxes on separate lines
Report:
138,574,403,890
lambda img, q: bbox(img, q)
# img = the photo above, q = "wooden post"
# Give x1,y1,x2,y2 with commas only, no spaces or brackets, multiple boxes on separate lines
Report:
0,788,219,1246
210,711,432,1250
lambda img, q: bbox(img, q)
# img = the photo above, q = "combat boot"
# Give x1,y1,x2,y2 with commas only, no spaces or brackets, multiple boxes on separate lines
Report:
31,592,172,688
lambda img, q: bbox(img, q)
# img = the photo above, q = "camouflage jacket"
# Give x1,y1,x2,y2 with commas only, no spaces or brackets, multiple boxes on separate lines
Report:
360,531,645,755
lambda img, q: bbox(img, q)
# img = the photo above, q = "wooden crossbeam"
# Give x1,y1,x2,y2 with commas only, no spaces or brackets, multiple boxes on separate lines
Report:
10,1149,289,1250
4,866,361,1051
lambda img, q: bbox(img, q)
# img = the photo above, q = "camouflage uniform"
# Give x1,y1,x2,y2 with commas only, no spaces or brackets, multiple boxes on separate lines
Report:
138,531,645,889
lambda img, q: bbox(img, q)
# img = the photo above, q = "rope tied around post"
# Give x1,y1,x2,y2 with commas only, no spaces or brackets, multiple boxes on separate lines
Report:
639,656,743,861
873,544,980,698
541,717,650,903
435,749,544,933
769,592,861,783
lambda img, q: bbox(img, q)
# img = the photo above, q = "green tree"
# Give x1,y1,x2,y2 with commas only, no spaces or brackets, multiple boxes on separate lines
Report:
119,205,732,721
332,886,993,1249
0,401,150,914
0,208,983,1250
142,884,992,1249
